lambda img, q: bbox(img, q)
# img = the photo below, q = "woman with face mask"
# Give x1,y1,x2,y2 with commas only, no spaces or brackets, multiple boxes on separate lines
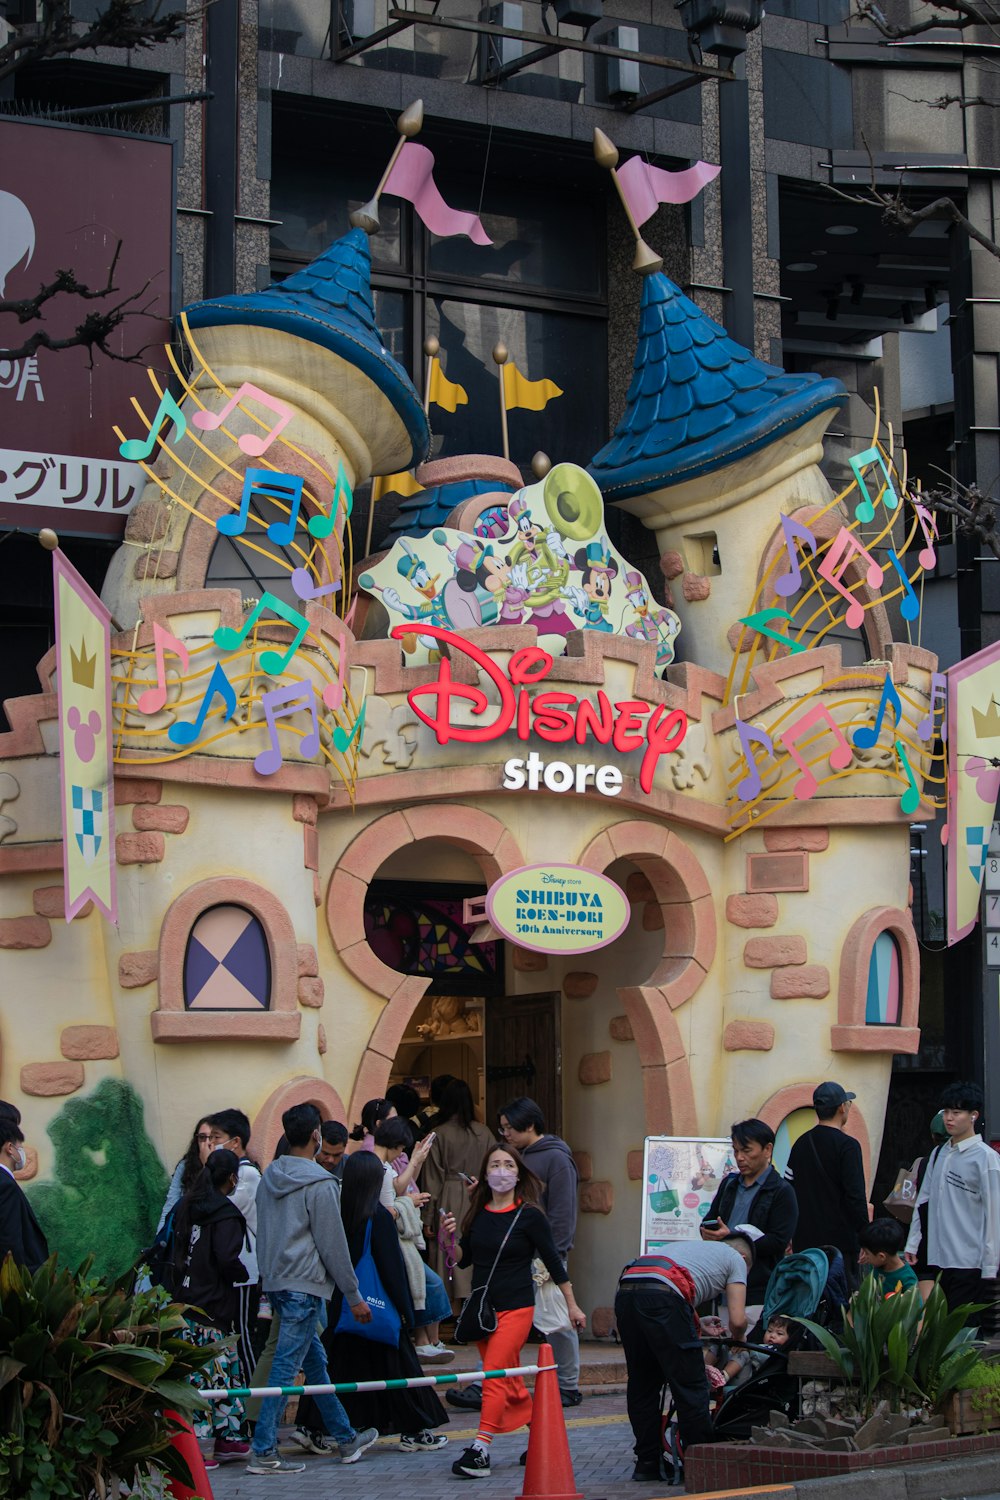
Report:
0,1117,48,1271
442,1143,586,1479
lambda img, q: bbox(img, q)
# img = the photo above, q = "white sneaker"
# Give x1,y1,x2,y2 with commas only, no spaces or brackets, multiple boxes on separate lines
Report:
399,1430,449,1452
416,1341,455,1363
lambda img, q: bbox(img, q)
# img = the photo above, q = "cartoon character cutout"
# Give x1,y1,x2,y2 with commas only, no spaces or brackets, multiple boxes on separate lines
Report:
624,570,682,667
507,493,574,638
564,539,618,633
442,534,530,627
378,544,450,653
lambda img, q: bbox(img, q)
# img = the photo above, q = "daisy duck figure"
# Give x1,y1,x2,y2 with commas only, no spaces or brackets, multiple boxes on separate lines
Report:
623,569,682,668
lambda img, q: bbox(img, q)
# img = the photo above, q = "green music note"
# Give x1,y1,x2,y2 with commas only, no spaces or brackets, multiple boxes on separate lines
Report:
214,592,308,676
738,608,807,654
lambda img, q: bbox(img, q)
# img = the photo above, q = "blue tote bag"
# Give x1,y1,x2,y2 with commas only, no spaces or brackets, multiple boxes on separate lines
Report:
334,1219,402,1347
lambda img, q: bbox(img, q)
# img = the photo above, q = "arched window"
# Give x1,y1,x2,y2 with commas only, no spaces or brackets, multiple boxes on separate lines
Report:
183,905,271,1010
864,930,901,1025
772,1107,816,1177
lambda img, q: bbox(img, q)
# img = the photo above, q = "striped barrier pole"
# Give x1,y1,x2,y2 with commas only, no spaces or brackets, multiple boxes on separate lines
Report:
201,1363,542,1401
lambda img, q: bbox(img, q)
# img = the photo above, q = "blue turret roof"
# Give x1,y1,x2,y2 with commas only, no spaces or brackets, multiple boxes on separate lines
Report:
183,229,430,470
589,273,846,501
387,476,517,538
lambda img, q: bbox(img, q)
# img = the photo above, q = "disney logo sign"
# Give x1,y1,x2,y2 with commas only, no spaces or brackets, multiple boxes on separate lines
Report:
390,625,687,797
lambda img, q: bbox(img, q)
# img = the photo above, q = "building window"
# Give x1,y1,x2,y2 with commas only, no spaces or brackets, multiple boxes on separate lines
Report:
363,881,503,996
772,1106,815,1176
184,905,271,1010
206,484,314,609
864,930,901,1025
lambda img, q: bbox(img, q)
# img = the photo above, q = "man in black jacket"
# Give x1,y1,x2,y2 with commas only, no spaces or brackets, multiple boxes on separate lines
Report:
784,1081,869,1286
700,1118,797,1315
0,1117,48,1271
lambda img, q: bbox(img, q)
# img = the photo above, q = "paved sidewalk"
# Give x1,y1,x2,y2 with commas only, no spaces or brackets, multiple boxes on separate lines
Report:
208,1389,645,1500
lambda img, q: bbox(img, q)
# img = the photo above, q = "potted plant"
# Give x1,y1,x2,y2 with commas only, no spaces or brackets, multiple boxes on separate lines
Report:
945,1359,1000,1435
0,1253,222,1499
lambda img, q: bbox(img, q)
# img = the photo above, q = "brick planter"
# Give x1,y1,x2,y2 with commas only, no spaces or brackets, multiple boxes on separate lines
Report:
684,1431,1000,1493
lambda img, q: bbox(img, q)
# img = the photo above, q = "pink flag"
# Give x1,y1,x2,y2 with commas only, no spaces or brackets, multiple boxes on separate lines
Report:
383,142,492,246
616,155,720,228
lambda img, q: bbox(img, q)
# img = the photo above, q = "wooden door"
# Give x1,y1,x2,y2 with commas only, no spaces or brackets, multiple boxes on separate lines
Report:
485,991,561,1136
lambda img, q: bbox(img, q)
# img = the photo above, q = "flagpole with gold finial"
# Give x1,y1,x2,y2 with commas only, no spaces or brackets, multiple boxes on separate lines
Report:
350,99,424,235
593,128,663,276
423,335,439,417
493,342,510,461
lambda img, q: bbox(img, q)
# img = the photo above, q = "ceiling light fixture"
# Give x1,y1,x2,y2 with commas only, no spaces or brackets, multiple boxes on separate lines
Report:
826,224,858,236
785,261,817,273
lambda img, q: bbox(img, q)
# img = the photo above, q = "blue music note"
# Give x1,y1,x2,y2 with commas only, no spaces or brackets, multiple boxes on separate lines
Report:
119,388,187,462
217,469,340,544
213,592,308,676
886,547,919,621
852,675,901,750
167,662,237,746
850,446,898,524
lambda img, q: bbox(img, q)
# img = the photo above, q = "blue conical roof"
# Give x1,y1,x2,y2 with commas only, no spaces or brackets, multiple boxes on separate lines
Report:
183,229,430,469
387,476,517,539
589,273,845,501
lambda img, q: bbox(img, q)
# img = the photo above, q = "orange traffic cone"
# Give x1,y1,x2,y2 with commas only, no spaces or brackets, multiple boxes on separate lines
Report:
164,1409,216,1500
517,1343,583,1500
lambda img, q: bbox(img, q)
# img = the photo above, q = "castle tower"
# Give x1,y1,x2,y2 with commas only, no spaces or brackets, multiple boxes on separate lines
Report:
589,273,846,676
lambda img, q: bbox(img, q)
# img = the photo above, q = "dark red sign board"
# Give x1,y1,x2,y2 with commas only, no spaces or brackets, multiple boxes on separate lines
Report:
0,119,173,537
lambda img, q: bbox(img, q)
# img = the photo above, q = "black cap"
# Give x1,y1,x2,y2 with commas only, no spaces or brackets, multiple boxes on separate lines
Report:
813,1081,856,1111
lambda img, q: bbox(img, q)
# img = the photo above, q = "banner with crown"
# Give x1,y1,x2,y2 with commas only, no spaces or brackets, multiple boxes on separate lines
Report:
53,549,116,923
948,638,1000,945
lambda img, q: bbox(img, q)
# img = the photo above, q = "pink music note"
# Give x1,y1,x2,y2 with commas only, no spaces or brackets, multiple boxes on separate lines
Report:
886,548,919,621
292,570,341,601
137,623,191,714
774,513,818,599
895,739,921,816
214,591,308,676
734,718,774,801
850,445,898,524
919,671,948,743
817,527,884,630
852,674,901,750
167,661,237,747
913,503,938,570
119,388,187,462
192,382,293,457
254,682,321,775
779,700,854,800
322,596,361,712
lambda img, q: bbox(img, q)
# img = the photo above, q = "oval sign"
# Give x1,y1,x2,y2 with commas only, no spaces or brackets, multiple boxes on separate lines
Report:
485,863,630,955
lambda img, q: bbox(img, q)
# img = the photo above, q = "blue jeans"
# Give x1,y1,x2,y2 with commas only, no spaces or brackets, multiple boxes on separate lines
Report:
252,1290,355,1457
413,1265,452,1329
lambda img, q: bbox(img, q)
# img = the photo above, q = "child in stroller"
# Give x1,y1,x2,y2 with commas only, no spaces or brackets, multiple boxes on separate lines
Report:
660,1247,850,1482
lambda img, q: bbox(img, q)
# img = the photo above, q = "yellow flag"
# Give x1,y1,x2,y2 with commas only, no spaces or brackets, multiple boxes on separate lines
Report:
427,356,468,413
503,359,563,412
372,470,424,503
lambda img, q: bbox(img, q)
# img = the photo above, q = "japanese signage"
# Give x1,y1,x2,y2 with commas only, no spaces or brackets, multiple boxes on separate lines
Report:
53,548,116,922
0,119,173,536
393,626,688,796
485,863,629,954
640,1137,736,1253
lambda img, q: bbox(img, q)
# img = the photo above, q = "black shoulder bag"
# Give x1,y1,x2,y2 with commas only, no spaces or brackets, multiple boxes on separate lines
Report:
454,1207,524,1344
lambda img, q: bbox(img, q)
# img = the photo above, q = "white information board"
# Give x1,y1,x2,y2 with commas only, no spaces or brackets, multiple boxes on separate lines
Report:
640,1136,737,1253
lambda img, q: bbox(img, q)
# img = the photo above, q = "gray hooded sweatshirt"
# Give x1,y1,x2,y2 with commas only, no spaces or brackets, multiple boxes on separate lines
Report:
255,1155,362,1304
521,1134,579,1258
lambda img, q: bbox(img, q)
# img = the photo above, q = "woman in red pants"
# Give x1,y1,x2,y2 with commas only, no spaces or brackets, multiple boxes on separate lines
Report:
443,1143,586,1479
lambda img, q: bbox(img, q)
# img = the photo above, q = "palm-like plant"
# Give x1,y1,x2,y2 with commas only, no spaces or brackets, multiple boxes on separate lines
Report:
794,1276,983,1420
0,1253,223,1499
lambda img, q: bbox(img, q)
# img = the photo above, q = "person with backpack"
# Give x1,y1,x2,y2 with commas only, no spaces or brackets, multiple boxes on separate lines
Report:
173,1148,252,1468
443,1141,586,1480
205,1109,262,1383
784,1082,870,1286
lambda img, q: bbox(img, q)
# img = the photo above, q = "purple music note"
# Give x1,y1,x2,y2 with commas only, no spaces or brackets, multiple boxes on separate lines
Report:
919,671,948,743
292,570,341,601
774,513,818,599
735,718,774,801
254,682,321,775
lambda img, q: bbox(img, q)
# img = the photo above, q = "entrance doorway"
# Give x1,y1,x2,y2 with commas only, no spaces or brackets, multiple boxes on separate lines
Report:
485,991,561,1137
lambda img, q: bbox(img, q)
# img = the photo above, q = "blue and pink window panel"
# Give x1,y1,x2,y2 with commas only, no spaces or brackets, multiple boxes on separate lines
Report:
864,930,901,1025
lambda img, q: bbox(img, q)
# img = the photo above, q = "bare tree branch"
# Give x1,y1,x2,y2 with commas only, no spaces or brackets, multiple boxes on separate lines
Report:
0,0,191,86
853,0,1000,41
0,240,158,366
918,482,1000,562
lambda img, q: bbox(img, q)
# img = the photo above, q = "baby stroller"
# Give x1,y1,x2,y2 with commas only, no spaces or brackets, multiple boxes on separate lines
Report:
660,1247,850,1483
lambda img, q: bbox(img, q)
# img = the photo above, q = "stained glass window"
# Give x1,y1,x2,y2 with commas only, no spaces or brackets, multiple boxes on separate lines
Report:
364,882,502,996
865,930,901,1025
184,905,271,1010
